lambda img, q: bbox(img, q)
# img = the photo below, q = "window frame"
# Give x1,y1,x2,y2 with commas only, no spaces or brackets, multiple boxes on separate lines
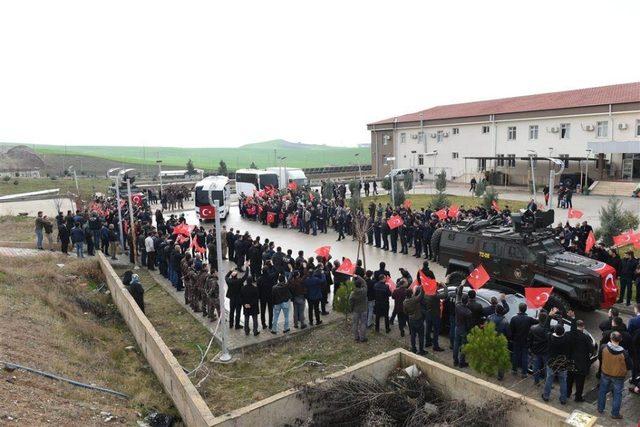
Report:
529,125,539,140
482,125,490,134
597,121,609,138
418,154,424,165
452,152,459,159
507,154,516,168
400,132,406,144
560,123,570,139
635,120,640,137
507,126,517,141
452,128,459,135
436,130,444,143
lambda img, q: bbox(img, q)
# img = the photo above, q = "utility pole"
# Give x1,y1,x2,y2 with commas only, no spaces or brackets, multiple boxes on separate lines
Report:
126,178,139,269
157,159,163,197
584,149,591,195
210,195,231,362
115,173,125,249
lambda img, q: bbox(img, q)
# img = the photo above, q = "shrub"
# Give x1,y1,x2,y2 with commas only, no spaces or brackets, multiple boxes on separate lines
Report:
428,193,450,210
596,197,640,246
403,172,413,191
13,180,18,185
435,170,447,193
381,177,391,191
462,323,511,377
321,180,334,200
391,182,405,207
349,194,363,213
2,175,10,182
474,179,487,197
483,187,500,209
218,160,228,176
348,180,360,196
249,161,258,169
333,281,355,321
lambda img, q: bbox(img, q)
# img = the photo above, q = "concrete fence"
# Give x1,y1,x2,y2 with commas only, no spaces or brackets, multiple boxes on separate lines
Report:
96,252,216,427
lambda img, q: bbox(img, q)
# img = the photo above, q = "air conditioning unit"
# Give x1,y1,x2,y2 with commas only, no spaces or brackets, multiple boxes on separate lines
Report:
549,126,559,133
383,135,390,141
442,132,449,137
411,134,418,139
618,123,628,130
584,124,595,132
430,133,437,138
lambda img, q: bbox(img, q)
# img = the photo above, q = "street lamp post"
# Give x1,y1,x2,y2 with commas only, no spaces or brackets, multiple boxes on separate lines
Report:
584,149,592,195
277,156,287,188
527,149,537,202
355,153,363,193
156,160,163,197
68,166,79,195
410,150,417,194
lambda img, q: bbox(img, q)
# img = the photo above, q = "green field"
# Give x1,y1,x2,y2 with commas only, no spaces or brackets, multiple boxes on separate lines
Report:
29,139,370,171
0,177,111,197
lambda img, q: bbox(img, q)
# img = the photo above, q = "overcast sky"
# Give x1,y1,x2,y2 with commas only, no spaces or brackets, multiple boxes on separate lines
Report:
0,0,638,148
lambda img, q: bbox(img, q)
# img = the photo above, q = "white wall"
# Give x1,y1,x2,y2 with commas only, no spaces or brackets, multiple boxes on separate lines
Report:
393,111,640,180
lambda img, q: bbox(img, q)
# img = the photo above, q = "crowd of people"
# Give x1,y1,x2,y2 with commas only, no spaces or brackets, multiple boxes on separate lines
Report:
33,181,640,420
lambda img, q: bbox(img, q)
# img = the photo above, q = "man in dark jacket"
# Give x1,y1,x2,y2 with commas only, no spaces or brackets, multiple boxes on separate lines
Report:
373,274,391,333
528,310,553,385
542,324,571,404
453,294,472,367
257,264,276,330
567,319,593,402
349,276,368,342
467,289,484,329
509,303,538,377
404,288,426,355
226,264,248,329
70,223,85,258
127,274,145,313
618,251,638,306
271,275,292,334
304,269,324,326
601,316,633,351
240,276,260,336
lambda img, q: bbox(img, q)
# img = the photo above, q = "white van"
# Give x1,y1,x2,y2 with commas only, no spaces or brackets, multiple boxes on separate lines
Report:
266,167,308,188
235,169,279,196
194,175,231,220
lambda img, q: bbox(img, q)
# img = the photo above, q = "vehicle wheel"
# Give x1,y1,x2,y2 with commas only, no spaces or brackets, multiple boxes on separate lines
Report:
445,270,467,287
430,228,444,264
544,293,571,315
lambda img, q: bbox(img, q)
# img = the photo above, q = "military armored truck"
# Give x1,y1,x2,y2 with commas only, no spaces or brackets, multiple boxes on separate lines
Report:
431,209,618,312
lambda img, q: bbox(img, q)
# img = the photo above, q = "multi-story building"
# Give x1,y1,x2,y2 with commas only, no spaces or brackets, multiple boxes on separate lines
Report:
367,82,640,186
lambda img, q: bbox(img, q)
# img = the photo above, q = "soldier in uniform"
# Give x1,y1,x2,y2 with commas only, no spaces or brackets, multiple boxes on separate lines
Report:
381,220,390,251
181,252,194,306
373,218,381,248
414,221,423,257
192,257,207,314
390,220,398,253
205,269,220,321
367,216,374,245
400,223,408,254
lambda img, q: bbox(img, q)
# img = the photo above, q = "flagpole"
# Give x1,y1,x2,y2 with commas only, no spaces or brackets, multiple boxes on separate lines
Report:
115,173,125,250
127,179,139,269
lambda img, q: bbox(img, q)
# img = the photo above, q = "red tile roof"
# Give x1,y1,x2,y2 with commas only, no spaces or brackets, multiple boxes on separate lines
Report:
370,82,640,125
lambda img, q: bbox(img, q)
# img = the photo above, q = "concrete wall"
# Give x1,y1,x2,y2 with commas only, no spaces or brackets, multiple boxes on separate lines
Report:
96,253,216,427
213,348,579,427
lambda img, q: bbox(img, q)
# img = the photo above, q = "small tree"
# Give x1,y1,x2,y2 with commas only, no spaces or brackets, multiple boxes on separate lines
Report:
462,323,511,377
321,180,334,200
428,170,449,209
218,160,228,176
186,159,196,175
333,281,355,321
483,187,500,209
474,178,487,198
391,181,405,207
249,161,258,169
349,194,363,213
348,180,360,197
403,171,413,191
597,197,640,246
2,175,10,182
435,170,447,193
381,177,391,191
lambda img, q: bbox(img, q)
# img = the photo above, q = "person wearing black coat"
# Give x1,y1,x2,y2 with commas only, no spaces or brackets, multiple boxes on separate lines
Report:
600,317,633,352
58,223,70,254
127,274,145,314
509,303,539,377
567,319,593,402
528,310,552,385
467,289,484,329
618,251,638,306
453,294,472,367
226,265,248,329
240,276,260,336
257,264,276,330
373,275,391,333
542,324,571,404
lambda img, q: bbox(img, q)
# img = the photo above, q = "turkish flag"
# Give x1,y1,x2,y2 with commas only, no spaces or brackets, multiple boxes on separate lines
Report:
291,214,298,228
267,212,276,224
191,238,206,254
172,223,192,236
435,209,447,220
593,262,618,308
525,287,554,309
567,208,583,219
448,205,459,219
199,205,216,219
132,193,143,206
387,215,404,230
288,181,298,191
467,264,490,290
335,258,356,276
385,276,397,293
308,192,315,201
403,199,412,209
314,245,331,259
409,279,419,291
613,230,636,247
585,231,596,253
421,275,437,296
491,200,501,212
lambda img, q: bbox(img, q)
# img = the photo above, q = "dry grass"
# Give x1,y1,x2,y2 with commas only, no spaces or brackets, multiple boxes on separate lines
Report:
0,254,176,424
0,215,34,243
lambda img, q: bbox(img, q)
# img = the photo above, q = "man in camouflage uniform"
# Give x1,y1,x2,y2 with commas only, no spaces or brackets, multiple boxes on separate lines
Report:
180,252,194,306
193,257,208,314
204,270,220,321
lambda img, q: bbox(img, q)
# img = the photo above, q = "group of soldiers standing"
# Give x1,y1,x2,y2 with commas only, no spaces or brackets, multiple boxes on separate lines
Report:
179,251,221,323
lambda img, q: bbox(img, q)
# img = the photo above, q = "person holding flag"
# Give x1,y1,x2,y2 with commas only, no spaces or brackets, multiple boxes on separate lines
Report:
403,287,427,355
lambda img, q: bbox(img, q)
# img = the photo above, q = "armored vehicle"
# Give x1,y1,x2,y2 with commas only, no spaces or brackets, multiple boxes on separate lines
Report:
431,209,618,312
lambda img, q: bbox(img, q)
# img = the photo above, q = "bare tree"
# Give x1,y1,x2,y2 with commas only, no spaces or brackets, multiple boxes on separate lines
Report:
352,212,371,270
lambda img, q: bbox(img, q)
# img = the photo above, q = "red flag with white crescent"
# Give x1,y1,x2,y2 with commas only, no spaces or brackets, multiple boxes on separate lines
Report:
267,212,276,224
525,287,554,309
435,209,447,220
403,199,412,209
567,208,583,219
132,193,143,206
467,264,490,290
385,275,396,293
288,181,298,191
448,205,459,219
387,215,404,230
585,231,596,253
314,245,331,259
491,200,501,212
199,205,215,219
335,258,355,276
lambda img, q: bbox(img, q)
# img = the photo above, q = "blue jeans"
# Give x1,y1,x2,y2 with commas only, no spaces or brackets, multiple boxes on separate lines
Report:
367,301,375,327
453,326,467,365
92,229,100,248
35,229,44,249
543,366,567,403
311,220,317,235
75,242,84,258
511,342,529,375
425,313,441,349
532,354,548,384
598,374,624,417
272,302,290,333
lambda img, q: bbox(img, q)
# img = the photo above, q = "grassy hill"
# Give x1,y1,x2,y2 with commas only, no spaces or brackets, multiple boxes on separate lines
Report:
17,139,370,171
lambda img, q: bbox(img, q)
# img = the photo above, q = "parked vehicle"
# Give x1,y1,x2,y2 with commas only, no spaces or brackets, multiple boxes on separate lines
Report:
235,168,279,196
194,175,231,220
266,167,308,188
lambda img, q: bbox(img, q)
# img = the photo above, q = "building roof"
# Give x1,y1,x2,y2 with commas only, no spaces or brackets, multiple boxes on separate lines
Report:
370,82,640,126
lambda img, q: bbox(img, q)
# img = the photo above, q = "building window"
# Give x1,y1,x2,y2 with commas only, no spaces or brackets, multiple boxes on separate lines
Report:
560,123,570,139
636,120,640,137
418,131,425,142
452,152,459,159
400,132,406,143
507,154,516,168
452,128,459,135
477,158,486,171
559,154,570,168
529,125,539,140
597,121,608,138
507,126,517,140
496,154,505,167
383,135,390,145
482,125,490,134
418,154,424,165
436,130,444,143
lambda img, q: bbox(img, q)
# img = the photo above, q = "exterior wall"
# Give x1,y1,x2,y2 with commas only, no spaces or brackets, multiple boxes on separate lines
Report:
0,169,41,178
383,109,640,181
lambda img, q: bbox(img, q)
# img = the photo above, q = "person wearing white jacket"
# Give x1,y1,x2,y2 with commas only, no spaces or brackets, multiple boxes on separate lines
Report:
144,232,156,270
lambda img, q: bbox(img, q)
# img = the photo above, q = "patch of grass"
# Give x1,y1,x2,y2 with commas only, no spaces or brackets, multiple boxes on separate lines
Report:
0,254,176,423
0,177,110,197
361,194,528,211
0,215,35,242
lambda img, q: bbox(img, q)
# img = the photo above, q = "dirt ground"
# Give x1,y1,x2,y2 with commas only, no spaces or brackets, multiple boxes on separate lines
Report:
0,215,34,242
0,254,176,425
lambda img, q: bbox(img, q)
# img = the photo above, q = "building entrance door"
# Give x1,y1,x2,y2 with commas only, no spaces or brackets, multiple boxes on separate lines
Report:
622,153,640,180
